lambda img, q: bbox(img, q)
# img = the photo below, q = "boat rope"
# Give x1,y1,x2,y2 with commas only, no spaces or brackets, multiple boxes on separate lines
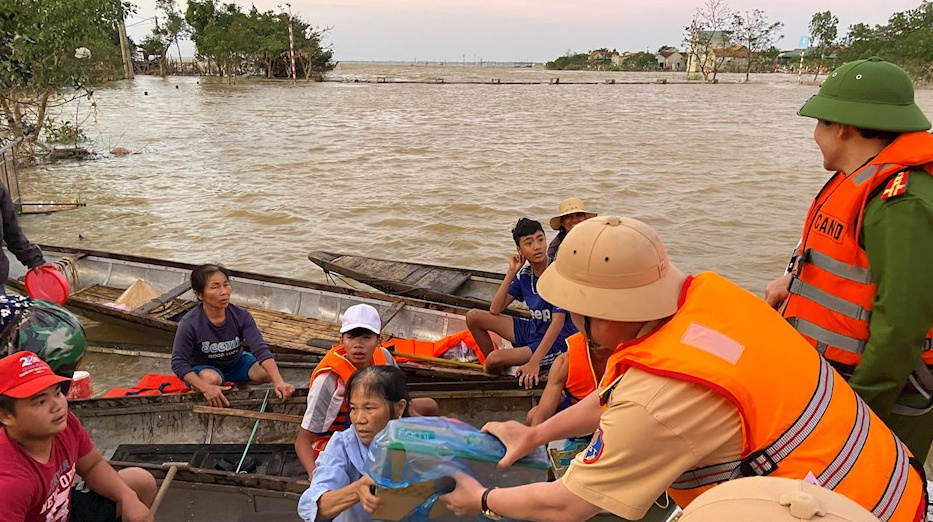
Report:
54,257,81,290
320,267,435,297
236,389,271,473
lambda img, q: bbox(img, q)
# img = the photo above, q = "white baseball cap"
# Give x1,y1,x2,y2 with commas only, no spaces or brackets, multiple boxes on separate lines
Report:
340,304,381,334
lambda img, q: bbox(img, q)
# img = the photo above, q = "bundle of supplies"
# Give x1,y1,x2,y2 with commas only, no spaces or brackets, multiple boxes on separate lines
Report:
367,417,549,522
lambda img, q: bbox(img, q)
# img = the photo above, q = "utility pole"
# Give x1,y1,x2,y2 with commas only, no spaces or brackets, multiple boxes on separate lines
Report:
117,5,135,80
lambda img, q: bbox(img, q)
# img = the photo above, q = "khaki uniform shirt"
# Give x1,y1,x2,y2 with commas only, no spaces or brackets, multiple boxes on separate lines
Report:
561,367,743,520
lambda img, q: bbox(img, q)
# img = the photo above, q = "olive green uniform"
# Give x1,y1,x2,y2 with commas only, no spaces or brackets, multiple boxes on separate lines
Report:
855,169,933,459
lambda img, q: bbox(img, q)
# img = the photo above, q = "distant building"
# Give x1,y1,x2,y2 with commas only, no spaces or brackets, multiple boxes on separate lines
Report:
686,30,731,74
655,47,686,71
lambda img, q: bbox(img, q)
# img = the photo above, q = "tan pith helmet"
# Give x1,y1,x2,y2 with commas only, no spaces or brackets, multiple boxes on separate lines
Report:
537,216,686,322
549,198,597,230
679,477,881,522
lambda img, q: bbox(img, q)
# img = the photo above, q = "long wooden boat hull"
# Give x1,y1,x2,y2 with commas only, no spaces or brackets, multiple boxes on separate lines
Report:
308,250,528,316
72,384,541,458
80,386,676,522
5,245,501,382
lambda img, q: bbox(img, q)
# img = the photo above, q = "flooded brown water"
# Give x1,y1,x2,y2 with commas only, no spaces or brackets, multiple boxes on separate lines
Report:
21,63,933,297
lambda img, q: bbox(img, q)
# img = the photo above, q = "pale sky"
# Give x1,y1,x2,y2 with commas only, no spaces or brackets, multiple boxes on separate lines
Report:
127,0,923,62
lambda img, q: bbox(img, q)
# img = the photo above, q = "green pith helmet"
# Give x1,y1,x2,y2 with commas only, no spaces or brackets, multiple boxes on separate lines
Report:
798,56,931,132
15,300,86,377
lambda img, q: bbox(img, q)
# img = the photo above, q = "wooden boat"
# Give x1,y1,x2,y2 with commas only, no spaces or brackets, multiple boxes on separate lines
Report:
79,385,675,522
73,383,542,457
308,250,528,315
4,245,502,382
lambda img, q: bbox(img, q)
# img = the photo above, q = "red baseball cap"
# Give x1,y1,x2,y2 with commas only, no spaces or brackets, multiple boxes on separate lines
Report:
0,351,70,398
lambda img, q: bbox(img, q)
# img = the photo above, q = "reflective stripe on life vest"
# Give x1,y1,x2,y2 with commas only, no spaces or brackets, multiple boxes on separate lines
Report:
671,358,836,489
782,131,933,368
600,272,923,521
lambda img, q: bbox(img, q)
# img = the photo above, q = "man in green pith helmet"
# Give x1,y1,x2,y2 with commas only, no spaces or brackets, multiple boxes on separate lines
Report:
764,57,933,460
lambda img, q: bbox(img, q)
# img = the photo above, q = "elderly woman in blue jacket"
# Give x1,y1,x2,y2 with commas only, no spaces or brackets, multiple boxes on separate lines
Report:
298,365,409,522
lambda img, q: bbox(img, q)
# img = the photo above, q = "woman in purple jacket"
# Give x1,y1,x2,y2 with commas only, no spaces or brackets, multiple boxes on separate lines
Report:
171,264,295,407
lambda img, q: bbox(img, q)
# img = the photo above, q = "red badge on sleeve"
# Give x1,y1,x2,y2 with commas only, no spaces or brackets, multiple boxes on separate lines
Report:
881,172,909,200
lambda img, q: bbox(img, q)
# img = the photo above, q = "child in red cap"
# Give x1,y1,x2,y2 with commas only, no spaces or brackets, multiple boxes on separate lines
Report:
0,351,156,522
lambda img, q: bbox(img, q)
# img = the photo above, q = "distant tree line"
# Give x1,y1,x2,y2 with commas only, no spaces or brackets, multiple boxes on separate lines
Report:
148,0,336,80
835,1,933,83
546,49,659,72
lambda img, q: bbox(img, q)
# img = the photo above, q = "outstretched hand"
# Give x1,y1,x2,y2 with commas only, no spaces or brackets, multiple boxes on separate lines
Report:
482,420,538,470
439,473,485,516
357,475,381,514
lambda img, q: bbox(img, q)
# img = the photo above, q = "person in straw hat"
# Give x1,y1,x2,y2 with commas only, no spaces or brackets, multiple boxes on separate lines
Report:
678,476,883,522
547,198,597,262
764,57,933,460
439,217,924,522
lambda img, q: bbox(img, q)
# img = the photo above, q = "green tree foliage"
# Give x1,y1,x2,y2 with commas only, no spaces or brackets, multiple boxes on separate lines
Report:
839,2,933,83
809,10,838,80
731,9,783,81
617,52,661,71
546,53,585,70
0,0,128,151
184,0,334,80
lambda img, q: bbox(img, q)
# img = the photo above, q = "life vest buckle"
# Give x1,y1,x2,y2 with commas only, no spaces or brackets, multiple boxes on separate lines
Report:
738,449,778,478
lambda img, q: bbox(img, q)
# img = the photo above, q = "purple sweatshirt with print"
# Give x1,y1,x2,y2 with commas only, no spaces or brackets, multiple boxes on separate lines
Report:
171,303,274,378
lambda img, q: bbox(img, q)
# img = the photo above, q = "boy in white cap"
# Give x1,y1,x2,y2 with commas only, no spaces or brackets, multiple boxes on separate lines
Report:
295,304,397,477
295,304,437,477
0,351,156,522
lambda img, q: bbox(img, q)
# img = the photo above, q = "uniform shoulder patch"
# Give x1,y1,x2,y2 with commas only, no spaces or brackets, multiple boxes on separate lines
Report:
582,428,604,464
881,171,909,200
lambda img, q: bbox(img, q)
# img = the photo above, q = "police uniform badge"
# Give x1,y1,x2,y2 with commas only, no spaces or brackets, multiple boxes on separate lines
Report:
881,172,909,200
583,428,604,464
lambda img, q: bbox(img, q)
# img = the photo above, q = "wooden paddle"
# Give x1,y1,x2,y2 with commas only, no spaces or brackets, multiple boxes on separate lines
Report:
150,461,189,516
192,405,303,424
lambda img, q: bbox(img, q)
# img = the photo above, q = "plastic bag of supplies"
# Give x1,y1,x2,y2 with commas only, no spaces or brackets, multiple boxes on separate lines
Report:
367,416,548,522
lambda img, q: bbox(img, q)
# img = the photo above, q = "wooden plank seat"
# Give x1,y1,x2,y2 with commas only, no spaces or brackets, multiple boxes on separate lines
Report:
70,284,196,321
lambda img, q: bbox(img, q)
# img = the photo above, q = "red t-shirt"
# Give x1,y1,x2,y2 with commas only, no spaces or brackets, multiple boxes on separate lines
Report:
0,410,94,522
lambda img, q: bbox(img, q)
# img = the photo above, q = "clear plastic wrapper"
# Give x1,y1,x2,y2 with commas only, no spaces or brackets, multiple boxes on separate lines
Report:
368,417,548,522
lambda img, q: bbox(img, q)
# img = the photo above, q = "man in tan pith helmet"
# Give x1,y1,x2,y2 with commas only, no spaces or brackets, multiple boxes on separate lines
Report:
439,217,924,522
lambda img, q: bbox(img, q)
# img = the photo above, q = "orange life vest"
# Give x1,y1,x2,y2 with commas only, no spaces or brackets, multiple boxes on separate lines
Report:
781,131,933,368
307,345,392,450
600,272,923,522
384,329,486,364
559,333,599,411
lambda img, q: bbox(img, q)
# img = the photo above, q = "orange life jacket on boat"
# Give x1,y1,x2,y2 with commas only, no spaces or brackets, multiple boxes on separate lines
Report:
781,131,933,368
559,333,599,412
599,272,924,522
307,345,392,451
384,329,486,364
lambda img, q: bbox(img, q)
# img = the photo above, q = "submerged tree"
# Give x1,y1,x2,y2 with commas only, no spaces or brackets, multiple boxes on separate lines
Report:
839,2,933,83
731,9,783,81
0,0,128,155
684,0,733,82
184,0,334,81
809,10,839,80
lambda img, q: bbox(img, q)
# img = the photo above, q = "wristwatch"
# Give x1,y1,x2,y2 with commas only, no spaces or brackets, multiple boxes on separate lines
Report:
482,487,502,520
